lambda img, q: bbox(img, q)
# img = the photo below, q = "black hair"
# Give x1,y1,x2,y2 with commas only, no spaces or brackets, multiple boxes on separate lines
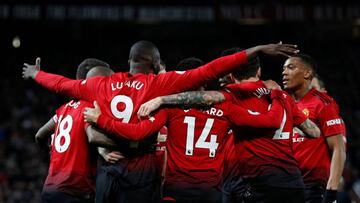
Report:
129,41,161,72
295,53,317,77
221,47,260,81
77,58,110,79
176,57,204,71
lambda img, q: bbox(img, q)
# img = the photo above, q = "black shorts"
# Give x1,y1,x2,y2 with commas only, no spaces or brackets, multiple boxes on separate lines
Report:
96,154,161,203
163,185,222,203
241,184,305,203
41,190,94,203
304,185,325,203
222,175,245,203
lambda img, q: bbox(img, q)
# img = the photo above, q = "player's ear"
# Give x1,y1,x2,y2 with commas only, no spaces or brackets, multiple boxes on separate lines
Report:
152,58,161,74
304,68,312,80
257,68,261,79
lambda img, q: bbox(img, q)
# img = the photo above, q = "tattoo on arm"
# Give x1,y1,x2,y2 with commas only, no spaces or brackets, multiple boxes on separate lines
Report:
298,119,321,138
161,91,226,108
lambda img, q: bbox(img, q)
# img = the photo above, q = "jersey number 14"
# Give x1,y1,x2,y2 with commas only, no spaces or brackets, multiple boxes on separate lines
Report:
184,116,219,158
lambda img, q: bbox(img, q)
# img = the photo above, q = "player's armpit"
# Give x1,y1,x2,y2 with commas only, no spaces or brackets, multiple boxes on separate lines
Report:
326,134,346,190
35,117,56,152
297,119,321,138
86,126,117,148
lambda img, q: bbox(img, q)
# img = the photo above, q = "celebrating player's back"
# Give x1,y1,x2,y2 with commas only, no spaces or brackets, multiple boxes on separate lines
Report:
83,57,287,203
23,41,299,203
35,59,114,203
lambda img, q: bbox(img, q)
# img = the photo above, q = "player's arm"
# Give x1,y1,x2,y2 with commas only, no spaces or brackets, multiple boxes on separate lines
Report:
84,102,167,141
22,57,100,101
35,117,56,152
288,92,320,138
86,126,118,148
297,119,321,138
263,80,321,138
317,103,346,202
326,134,346,190
138,91,226,117
154,43,299,95
227,90,284,128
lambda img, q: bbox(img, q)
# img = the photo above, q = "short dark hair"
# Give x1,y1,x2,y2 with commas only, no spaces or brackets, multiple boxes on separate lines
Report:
295,54,317,77
221,47,260,81
129,40,161,72
176,57,204,71
77,58,110,79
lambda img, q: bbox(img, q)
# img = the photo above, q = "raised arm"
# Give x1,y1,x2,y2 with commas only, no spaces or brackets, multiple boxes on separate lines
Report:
153,43,299,96
22,58,101,101
35,117,56,152
84,101,167,141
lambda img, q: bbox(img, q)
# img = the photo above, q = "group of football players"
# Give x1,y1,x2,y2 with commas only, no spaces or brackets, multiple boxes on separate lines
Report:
22,41,346,203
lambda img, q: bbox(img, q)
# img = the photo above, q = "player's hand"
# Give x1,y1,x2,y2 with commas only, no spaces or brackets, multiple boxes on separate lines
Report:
263,80,282,90
137,97,163,118
248,42,299,58
321,189,337,203
84,101,101,123
98,148,125,164
22,57,41,79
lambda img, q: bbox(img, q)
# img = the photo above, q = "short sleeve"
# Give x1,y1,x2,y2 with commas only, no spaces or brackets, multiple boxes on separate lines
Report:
318,102,345,137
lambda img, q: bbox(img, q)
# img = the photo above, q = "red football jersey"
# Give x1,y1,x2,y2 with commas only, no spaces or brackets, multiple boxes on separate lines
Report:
95,93,284,191
34,51,247,157
44,100,97,196
222,131,238,182
225,80,306,188
292,88,345,187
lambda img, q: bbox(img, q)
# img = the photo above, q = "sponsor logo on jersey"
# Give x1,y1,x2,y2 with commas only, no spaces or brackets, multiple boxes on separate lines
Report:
326,118,342,126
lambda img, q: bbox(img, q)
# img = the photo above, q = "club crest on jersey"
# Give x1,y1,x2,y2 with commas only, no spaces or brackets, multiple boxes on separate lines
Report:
302,108,310,117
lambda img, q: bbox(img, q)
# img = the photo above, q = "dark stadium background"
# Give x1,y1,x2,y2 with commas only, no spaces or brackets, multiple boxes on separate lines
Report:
1,0,359,202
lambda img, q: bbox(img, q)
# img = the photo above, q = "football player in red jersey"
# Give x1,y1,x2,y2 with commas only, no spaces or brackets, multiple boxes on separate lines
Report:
83,57,287,203
34,58,115,203
23,41,299,203
136,49,321,203
282,54,346,203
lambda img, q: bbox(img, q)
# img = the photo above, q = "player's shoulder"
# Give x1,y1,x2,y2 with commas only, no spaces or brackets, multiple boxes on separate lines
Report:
308,88,335,106
62,99,92,111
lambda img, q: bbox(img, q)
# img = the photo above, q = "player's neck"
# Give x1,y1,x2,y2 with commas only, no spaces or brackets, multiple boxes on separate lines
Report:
237,77,259,83
293,82,312,101
129,67,153,75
